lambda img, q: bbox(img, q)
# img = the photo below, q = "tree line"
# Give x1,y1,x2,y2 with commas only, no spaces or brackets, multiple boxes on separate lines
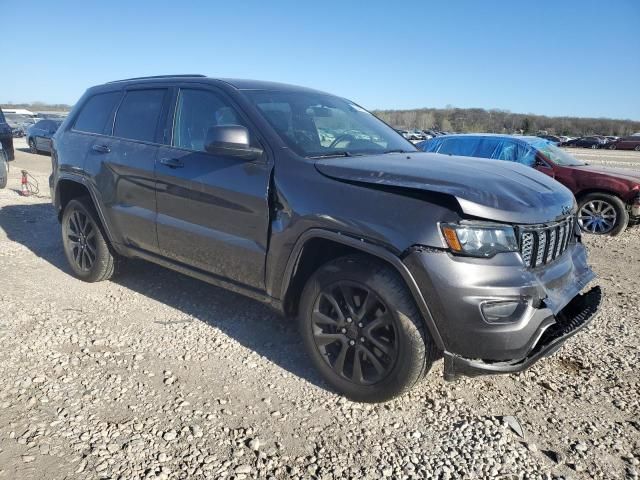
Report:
1,102,72,112
372,107,640,137
4,102,639,137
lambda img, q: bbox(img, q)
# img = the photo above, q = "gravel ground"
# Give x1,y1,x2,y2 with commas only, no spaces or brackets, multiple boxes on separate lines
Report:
0,149,639,480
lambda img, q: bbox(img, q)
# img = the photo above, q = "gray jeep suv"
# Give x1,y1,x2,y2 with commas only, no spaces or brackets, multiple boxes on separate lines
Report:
50,75,601,402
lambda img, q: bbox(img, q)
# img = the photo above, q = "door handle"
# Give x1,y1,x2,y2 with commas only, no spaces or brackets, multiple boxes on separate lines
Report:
92,144,111,154
160,158,184,168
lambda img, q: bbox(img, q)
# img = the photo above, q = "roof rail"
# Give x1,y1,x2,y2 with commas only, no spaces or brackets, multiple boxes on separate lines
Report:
106,74,206,84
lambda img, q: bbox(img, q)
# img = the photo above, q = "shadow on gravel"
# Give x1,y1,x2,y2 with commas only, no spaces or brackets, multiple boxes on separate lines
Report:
1,203,327,392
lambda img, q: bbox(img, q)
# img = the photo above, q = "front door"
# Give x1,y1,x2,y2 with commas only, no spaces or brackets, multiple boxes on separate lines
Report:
155,87,271,289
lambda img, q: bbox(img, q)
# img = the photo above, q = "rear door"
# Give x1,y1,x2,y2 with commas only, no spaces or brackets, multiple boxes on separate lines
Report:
155,86,271,289
86,87,170,253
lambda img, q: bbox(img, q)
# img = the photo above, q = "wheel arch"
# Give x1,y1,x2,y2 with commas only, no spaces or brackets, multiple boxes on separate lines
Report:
55,175,117,247
574,188,626,204
280,229,445,350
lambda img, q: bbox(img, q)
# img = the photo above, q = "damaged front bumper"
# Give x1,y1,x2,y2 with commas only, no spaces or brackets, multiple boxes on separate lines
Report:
403,241,602,380
443,285,601,380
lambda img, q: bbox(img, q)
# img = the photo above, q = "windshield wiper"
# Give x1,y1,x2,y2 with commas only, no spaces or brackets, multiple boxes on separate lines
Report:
308,151,353,159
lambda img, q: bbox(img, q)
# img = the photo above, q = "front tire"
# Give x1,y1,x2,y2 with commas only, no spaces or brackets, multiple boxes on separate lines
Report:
635,145,640,152
298,254,437,402
28,138,38,154
578,193,628,236
61,198,118,282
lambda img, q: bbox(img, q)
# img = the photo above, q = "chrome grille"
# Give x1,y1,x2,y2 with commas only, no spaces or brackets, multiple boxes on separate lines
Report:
519,216,574,268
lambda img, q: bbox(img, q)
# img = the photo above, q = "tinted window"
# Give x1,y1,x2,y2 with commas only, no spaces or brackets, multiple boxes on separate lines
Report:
0,110,5,123
74,91,122,134
34,120,47,130
173,89,249,152
113,89,166,143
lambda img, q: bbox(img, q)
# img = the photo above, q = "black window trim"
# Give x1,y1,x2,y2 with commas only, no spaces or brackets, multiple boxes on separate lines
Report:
166,84,269,162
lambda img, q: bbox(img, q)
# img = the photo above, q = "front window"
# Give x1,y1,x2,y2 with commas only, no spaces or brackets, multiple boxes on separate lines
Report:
530,139,586,166
245,91,415,157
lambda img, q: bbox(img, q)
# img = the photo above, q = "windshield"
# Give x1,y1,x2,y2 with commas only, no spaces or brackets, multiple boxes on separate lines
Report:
531,139,586,166
245,91,416,157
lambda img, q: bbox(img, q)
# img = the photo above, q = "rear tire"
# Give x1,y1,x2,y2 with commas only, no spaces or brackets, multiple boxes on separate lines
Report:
61,198,119,282
298,254,438,402
578,193,628,236
635,145,640,152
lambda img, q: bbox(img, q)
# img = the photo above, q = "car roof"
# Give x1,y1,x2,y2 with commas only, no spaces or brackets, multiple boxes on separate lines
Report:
97,75,331,95
431,133,544,145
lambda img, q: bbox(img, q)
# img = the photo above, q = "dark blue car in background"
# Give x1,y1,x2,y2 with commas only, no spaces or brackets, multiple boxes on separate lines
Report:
417,134,640,236
27,119,64,154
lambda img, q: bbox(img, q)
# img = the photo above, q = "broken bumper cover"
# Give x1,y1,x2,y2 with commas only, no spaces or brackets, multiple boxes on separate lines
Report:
403,241,601,379
442,285,601,380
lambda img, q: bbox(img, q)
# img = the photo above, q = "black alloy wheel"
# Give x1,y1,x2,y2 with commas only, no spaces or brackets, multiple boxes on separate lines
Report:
65,209,97,272
311,281,398,386
61,198,119,282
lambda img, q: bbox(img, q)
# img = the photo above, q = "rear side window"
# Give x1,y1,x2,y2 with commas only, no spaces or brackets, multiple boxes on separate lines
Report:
74,92,122,134
0,110,5,123
114,89,167,143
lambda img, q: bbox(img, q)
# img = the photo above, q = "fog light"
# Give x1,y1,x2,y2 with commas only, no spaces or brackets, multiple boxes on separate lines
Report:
481,300,527,324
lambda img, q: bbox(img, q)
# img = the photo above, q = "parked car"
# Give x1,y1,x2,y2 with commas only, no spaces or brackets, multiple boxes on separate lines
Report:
537,134,562,144
0,143,8,189
420,134,640,235
50,76,600,402
564,136,605,149
607,135,640,151
27,119,64,154
0,109,15,160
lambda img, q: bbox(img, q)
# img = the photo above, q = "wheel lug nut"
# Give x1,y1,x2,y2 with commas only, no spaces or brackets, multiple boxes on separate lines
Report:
346,317,352,323
360,337,365,343
341,328,347,334
349,340,355,346
358,322,363,328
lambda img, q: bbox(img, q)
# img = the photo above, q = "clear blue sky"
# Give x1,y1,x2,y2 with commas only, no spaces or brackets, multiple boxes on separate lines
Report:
2,0,639,120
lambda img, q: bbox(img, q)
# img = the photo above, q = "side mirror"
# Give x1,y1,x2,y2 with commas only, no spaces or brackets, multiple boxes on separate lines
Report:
204,125,263,161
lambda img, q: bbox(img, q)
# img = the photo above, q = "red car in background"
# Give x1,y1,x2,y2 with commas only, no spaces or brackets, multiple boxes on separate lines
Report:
608,135,640,151
419,134,640,236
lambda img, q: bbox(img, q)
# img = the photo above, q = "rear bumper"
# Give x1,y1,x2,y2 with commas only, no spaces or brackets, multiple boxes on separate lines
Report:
442,285,601,379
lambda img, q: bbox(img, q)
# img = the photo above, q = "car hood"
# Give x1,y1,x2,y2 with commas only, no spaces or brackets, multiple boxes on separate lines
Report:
315,152,576,224
570,164,640,184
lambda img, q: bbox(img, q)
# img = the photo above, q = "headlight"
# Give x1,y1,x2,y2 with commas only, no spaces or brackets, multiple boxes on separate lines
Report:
440,223,518,257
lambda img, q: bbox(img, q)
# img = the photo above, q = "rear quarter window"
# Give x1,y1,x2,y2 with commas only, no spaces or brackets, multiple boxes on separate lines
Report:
74,91,122,135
